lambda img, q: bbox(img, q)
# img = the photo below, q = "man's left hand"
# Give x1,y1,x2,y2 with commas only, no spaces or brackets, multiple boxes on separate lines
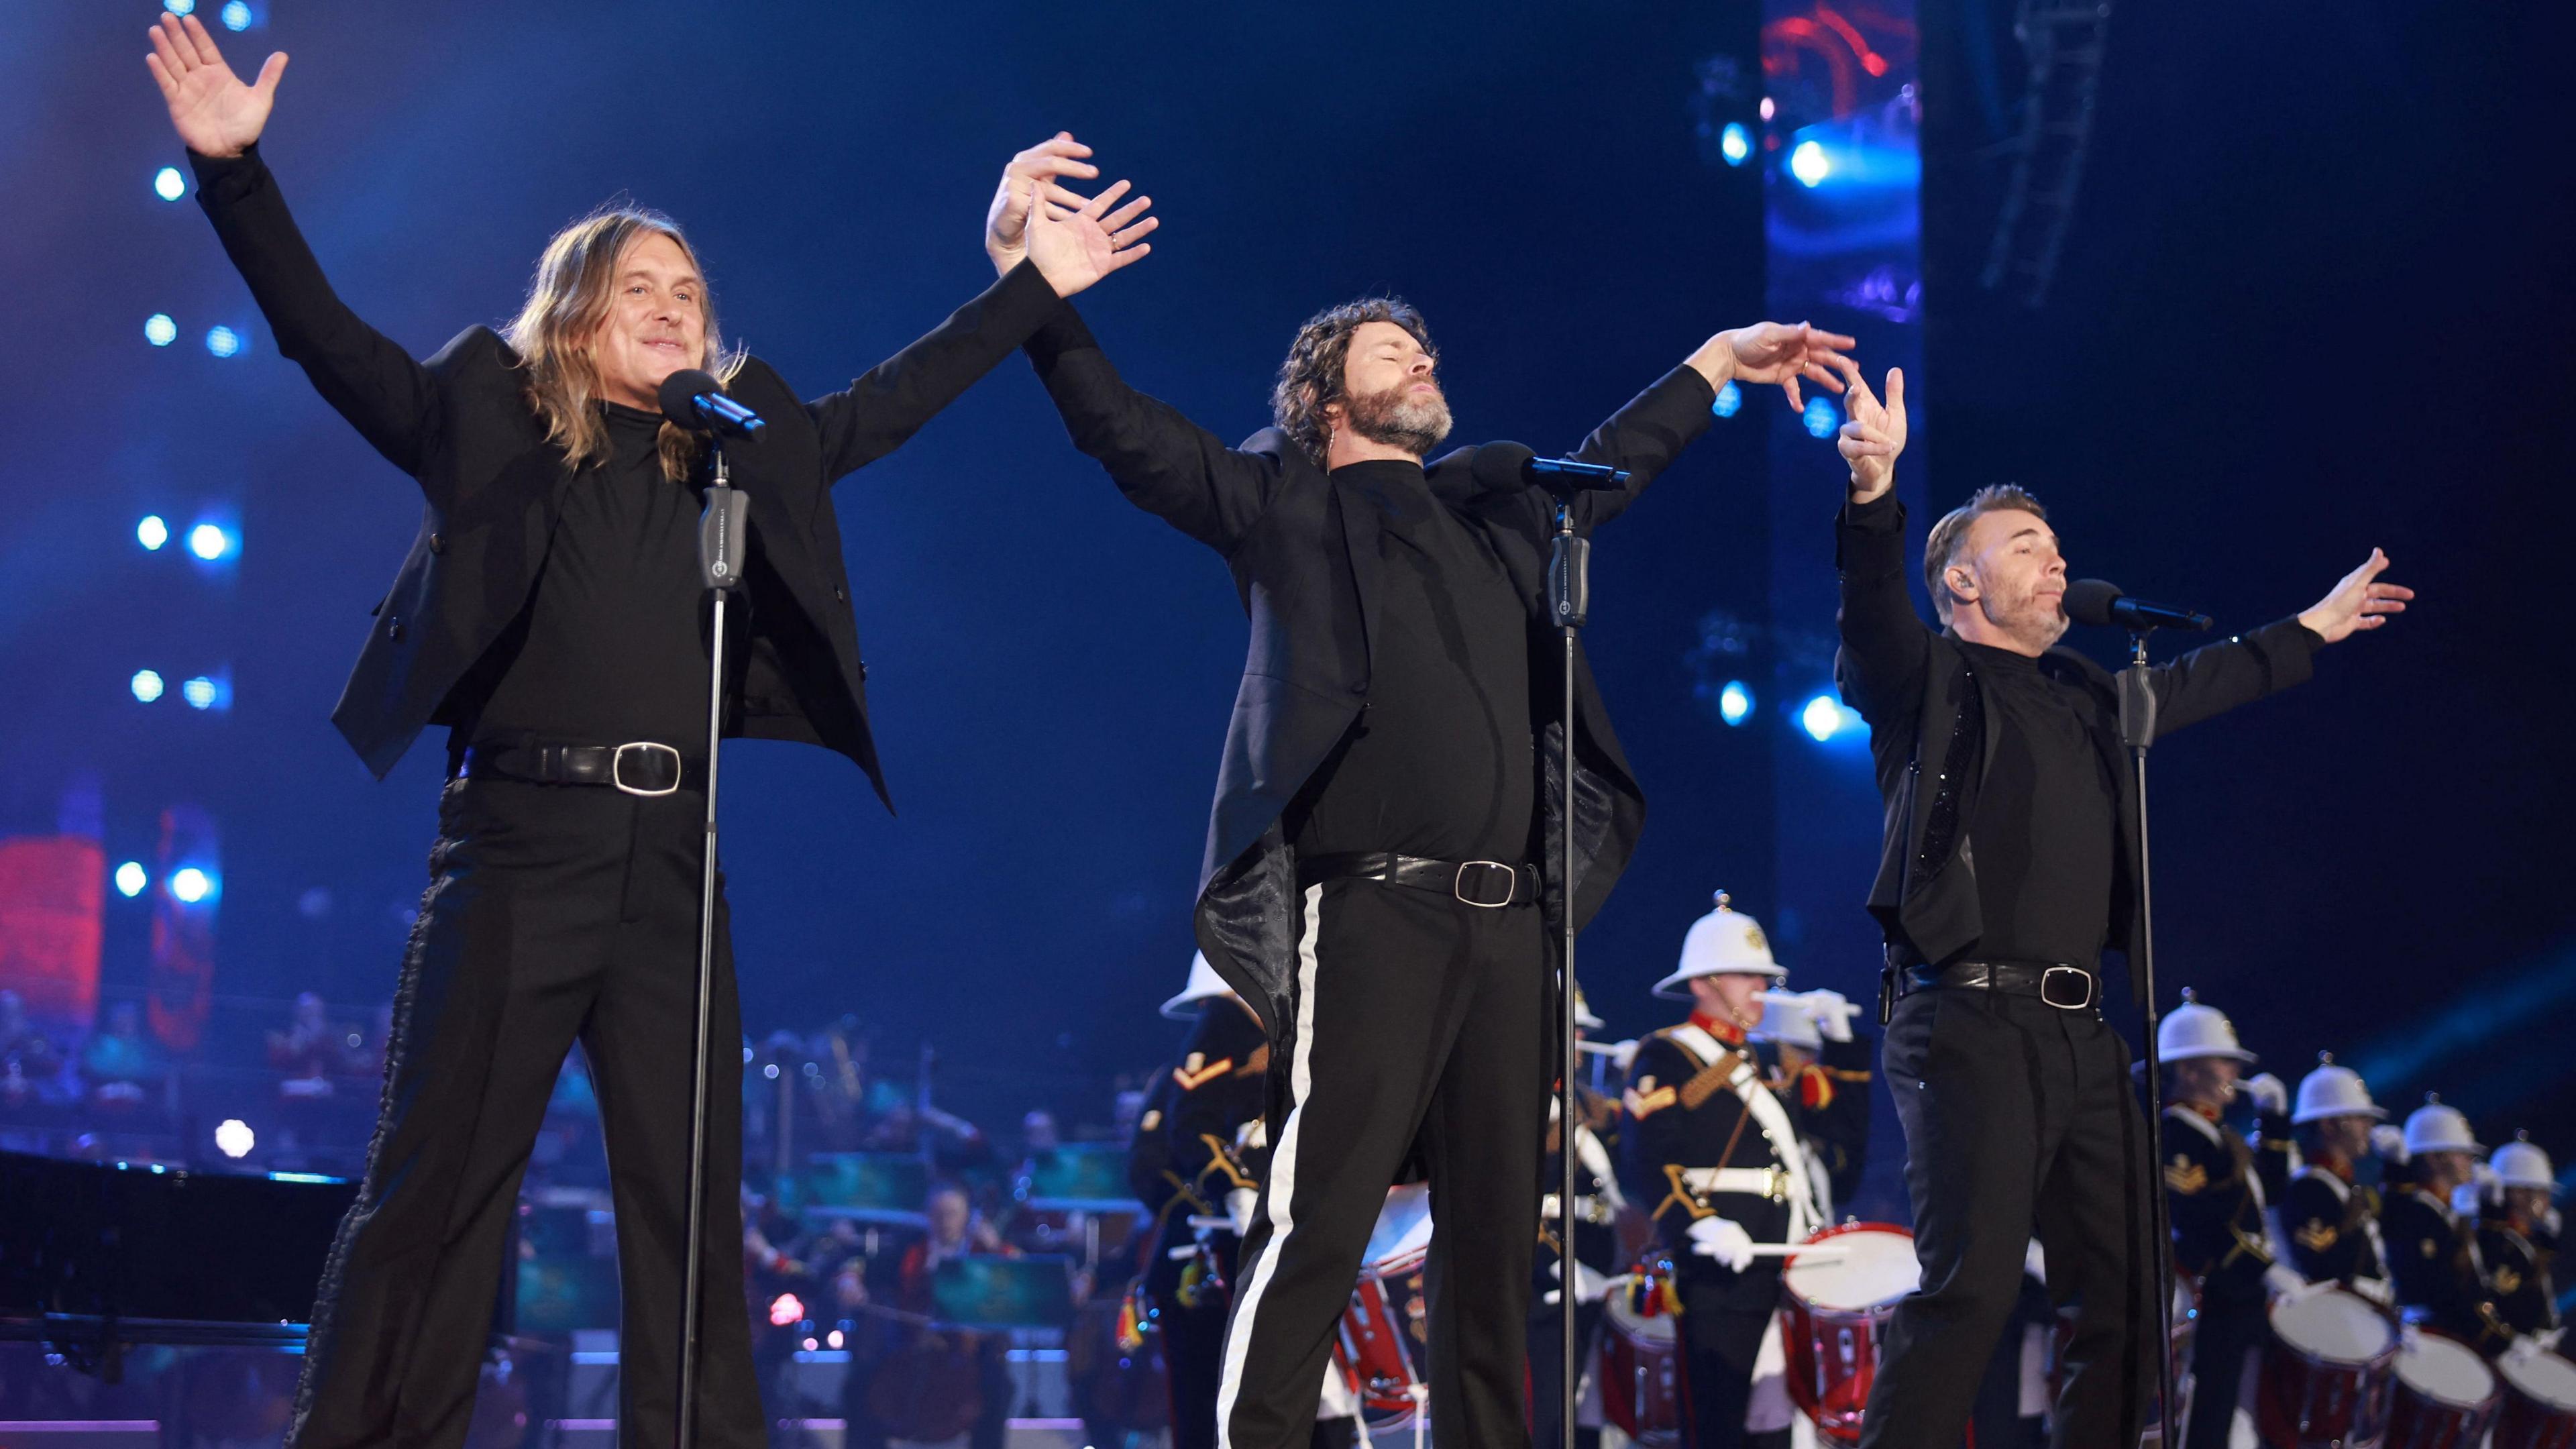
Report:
2296,548,2414,644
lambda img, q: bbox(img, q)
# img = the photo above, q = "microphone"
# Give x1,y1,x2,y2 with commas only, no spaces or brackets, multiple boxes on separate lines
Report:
2063,578,2213,633
1472,441,1631,499
656,368,765,438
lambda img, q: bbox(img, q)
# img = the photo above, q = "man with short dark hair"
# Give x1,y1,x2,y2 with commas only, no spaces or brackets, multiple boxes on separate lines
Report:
1825,360,2412,1448
991,164,1856,1447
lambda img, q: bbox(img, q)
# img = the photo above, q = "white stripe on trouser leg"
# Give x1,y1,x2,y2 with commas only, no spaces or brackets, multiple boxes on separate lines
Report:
1216,882,1326,1449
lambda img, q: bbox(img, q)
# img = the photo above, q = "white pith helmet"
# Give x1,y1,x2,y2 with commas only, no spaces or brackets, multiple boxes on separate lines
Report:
1161,951,1234,1020
2491,1132,2557,1194
2401,1093,2484,1159
1652,891,1788,998
2292,1052,2385,1125
2158,988,2257,1065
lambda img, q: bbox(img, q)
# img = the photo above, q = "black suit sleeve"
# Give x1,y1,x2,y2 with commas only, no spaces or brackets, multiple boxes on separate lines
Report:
189,144,440,478
1833,494,1937,739
805,260,1063,480
2142,617,2320,737
1020,303,1287,555
1563,366,1719,530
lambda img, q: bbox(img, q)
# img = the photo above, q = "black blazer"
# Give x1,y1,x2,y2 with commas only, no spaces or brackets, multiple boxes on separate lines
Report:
1021,304,1717,1046
190,145,1063,799
1831,495,2319,978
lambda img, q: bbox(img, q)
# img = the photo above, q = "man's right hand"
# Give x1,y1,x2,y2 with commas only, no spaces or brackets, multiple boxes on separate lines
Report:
1833,358,1907,504
146,13,285,160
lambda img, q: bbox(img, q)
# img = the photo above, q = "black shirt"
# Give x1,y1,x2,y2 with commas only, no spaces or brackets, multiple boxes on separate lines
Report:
471,402,710,746
1283,459,1534,863
1956,639,2118,967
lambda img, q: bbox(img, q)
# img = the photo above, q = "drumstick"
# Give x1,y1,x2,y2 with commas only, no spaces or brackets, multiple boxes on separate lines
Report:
1752,1243,1849,1259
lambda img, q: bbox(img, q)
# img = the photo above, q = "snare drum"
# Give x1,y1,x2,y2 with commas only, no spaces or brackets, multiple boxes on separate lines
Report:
1779,1222,1920,1444
1330,1185,1436,1428
2257,1287,2396,1448
2495,1347,2576,1449
2381,1332,2497,1449
1599,1268,1683,1447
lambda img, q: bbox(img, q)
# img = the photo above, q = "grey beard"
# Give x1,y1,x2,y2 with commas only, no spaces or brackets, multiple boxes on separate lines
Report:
1342,384,1453,457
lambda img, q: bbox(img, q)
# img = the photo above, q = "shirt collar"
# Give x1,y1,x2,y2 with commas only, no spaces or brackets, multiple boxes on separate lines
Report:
1688,1010,1748,1046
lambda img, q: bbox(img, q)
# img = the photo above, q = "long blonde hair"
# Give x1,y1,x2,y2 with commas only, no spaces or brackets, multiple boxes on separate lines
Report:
504,204,745,482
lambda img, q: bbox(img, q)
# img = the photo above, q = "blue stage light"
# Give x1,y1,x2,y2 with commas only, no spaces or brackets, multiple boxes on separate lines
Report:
131,669,166,703
154,166,186,201
138,515,170,551
1790,140,1831,188
1803,396,1839,439
115,861,149,898
1720,123,1751,167
1801,693,1863,742
188,523,233,560
1719,680,1753,726
1712,380,1743,419
220,1,253,30
146,313,178,347
205,325,242,358
182,676,220,710
170,867,217,904
164,0,195,14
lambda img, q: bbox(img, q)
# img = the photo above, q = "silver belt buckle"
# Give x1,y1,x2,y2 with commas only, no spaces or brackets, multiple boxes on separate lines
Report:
1453,860,1516,908
611,742,682,797
2039,965,2096,1010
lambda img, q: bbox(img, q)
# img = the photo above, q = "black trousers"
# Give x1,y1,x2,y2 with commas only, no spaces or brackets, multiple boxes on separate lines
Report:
1859,989,2157,1449
287,777,759,1449
2180,1291,2261,1449
1218,877,1550,1449
1673,1260,1786,1449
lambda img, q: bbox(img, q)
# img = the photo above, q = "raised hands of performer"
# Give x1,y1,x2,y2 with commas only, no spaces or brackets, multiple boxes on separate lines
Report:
2295,548,2412,644
1833,356,1909,504
983,132,1157,299
146,11,284,158
1682,322,1859,413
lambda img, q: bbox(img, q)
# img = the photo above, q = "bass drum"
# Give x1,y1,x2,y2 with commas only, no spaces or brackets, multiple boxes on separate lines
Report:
1599,1268,1683,1448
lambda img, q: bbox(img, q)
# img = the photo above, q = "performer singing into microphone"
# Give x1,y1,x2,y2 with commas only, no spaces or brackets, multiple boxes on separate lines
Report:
1823,358,2413,1449
145,16,1151,1447
990,161,1855,1446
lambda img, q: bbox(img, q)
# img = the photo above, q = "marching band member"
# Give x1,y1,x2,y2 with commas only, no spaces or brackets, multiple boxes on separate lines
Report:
1532,989,1629,1449
1747,988,1872,1217
2475,1132,2565,1353
2378,1094,2508,1354
2280,1054,2393,1303
2153,991,2296,1449
1619,892,1819,1449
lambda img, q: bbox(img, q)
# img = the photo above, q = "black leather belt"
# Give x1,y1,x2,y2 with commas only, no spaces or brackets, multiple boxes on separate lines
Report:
1296,852,1538,909
1900,959,2100,1010
460,739,705,796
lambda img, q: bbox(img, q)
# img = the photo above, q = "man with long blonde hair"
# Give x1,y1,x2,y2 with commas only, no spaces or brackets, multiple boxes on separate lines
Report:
146,13,1155,1448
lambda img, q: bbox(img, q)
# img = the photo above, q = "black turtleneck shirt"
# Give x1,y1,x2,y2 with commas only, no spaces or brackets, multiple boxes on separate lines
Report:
1956,639,2119,967
470,402,712,747
1283,458,1534,863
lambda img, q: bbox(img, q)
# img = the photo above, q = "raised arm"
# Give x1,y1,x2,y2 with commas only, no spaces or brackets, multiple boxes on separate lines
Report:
1829,360,1930,732
150,14,438,476
2139,549,2410,736
808,135,1158,480
1564,321,1857,529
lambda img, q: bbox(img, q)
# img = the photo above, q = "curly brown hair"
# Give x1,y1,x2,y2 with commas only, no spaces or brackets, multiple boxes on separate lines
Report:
1270,298,1437,466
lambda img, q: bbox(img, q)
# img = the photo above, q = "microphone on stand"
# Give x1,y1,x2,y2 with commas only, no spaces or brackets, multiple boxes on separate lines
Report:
1471,441,1631,500
657,368,766,438
2063,578,2212,633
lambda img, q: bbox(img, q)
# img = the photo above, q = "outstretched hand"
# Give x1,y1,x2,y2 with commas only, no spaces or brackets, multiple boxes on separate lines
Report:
146,12,285,160
2296,548,2412,644
1686,322,1858,411
985,133,1157,298
1833,358,1907,503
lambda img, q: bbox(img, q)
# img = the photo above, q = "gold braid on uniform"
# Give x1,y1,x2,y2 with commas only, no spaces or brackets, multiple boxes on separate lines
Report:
1677,1048,1746,1111
1654,1163,1715,1226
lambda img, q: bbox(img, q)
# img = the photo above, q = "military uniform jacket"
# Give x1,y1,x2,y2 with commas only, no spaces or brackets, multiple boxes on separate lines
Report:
2476,1218,2563,1341
1621,1021,1819,1299
2380,1187,2507,1352
2163,1102,2288,1305
1537,1085,1627,1303
2283,1164,2387,1290
1129,1000,1269,1302
1780,1033,1875,1216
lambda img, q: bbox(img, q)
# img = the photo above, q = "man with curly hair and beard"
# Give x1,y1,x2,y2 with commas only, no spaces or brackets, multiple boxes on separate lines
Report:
987,151,1857,1449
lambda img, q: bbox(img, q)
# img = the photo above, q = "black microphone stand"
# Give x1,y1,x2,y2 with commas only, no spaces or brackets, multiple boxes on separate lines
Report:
2116,629,2181,1449
676,444,748,1449
1548,499,1590,1449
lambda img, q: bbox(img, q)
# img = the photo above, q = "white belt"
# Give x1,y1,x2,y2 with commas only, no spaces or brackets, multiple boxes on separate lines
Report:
1541,1193,1618,1226
1682,1166,1799,1202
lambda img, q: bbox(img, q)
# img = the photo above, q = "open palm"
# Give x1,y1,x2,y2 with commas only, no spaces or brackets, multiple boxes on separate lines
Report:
146,12,286,159
1026,178,1155,300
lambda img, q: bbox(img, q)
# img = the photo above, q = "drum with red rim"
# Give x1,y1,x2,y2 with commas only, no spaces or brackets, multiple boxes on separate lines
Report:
1329,1185,1433,1428
1780,1222,1920,1444
1599,1267,1683,1447
2494,1347,2576,1449
2381,1330,2497,1449
2257,1286,2396,1448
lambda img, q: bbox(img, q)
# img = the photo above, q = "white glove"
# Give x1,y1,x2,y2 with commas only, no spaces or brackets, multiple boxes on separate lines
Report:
2371,1124,2409,1165
2352,1276,2394,1307
2242,1073,2289,1117
2543,1206,2563,1239
1609,1038,1641,1074
2023,1239,2047,1285
2264,1263,2311,1300
1225,1187,1258,1236
1799,989,1858,1043
2506,1334,2547,1364
1544,1259,1619,1306
2453,1181,2485,1219
1688,1215,1757,1271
